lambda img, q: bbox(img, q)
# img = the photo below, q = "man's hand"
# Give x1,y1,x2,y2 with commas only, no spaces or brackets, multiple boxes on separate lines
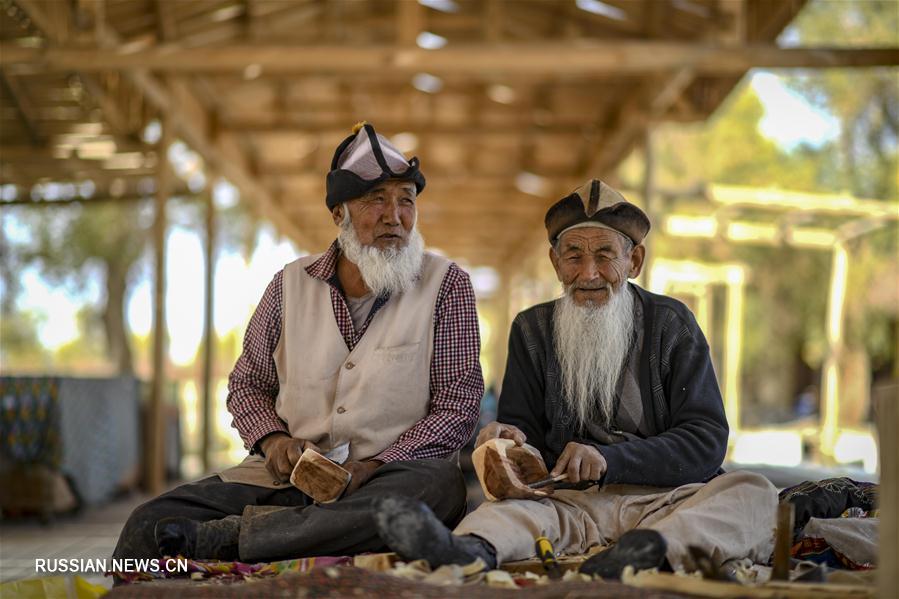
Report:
475,421,527,448
342,459,383,496
260,433,321,482
550,442,607,484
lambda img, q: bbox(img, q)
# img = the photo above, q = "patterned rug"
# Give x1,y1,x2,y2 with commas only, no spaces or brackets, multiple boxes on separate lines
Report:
106,566,693,598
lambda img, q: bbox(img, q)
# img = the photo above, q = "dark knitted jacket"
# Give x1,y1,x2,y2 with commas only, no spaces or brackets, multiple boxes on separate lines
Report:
497,284,728,488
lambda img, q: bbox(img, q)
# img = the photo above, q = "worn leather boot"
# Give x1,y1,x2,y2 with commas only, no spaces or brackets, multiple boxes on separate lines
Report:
155,515,240,560
579,529,667,579
373,495,497,569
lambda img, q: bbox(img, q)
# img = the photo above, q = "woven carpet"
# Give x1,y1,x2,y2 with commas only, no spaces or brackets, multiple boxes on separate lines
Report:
107,566,697,598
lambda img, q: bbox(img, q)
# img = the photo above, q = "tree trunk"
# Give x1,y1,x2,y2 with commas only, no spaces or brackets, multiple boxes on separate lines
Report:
103,259,133,374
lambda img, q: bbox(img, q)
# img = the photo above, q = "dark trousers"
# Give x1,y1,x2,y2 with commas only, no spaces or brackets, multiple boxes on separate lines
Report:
112,459,467,563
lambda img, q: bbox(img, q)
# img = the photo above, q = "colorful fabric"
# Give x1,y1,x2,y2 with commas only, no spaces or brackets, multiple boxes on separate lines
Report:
791,536,874,571
226,240,484,462
0,376,61,468
109,555,353,584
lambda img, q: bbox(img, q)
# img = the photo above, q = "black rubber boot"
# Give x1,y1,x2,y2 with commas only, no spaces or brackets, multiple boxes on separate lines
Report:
373,495,497,569
579,529,667,579
155,517,198,558
155,515,240,560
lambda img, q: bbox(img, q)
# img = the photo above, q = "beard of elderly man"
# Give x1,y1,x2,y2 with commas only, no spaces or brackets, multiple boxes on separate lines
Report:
372,179,777,581
332,180,426,299
549,226,643,432
113,123,481,566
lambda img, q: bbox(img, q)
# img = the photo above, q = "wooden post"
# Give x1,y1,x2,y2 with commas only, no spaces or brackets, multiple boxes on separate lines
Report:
723,273,745,437
772,501,795,581
147,114,172,495
201,172,216,472
639,127,655,288
877,395,898,599
820,241,849,461
491,269,513,397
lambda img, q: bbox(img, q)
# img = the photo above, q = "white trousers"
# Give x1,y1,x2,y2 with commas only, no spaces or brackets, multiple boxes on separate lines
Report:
454,470,777,568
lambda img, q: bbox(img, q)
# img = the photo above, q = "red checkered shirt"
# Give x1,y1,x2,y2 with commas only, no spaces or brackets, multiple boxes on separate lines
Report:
226,240,484,463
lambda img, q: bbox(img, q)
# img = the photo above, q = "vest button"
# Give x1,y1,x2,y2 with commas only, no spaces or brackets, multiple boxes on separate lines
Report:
345,361,355,370
273,481,281,486
336,406,346,414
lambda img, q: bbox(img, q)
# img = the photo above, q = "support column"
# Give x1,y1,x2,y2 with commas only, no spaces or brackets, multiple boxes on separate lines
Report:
639,127,656,287
201,172,216,472
820,241,849,460
148,114,173,494
877,395,899,599
491,269,513,396
723,271,745,437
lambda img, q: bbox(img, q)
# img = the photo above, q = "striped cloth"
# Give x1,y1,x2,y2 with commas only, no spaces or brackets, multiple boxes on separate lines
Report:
226,240,484,463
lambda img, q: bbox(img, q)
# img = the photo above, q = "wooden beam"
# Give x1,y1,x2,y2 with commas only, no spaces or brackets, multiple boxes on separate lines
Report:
639,126,655,288
772,501,795,580
147,113,172,495
12,0,57,41
201,170,215,473
13,0,316,254
246,2,322,41
396,0,423,46
154,0,177,42
878,394,899,599
495,72,686,272
75,73,142,137
0,190,192,206
223,119,588,135
484,0,503,42
3,43,897,74
0,69,44,146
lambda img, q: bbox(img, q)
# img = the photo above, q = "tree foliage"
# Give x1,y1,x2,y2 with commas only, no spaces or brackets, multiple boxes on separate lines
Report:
783,0,899,200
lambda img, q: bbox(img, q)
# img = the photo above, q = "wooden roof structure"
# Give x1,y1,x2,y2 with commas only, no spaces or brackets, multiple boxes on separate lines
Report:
2,0,898,492
3,0,897,268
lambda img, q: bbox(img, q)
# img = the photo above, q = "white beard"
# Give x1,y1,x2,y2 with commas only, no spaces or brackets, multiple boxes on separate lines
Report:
553,283,635,431
337,213,425,297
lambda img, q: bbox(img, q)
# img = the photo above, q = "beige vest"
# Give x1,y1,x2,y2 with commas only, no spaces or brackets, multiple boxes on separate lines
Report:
219,251,451,488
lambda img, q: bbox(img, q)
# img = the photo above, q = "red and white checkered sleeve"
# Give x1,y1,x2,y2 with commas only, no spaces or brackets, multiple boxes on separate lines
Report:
226,270,289,451
375,264,484,463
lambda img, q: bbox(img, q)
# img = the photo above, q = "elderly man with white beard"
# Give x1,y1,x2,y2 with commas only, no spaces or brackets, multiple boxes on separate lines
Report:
112,123,483,564
374,179,777,579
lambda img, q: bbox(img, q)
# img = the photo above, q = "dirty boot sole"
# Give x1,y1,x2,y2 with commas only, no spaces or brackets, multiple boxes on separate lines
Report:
373,495,475,568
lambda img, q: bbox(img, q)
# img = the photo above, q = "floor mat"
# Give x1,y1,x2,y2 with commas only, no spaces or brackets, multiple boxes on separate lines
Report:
106,566,692,598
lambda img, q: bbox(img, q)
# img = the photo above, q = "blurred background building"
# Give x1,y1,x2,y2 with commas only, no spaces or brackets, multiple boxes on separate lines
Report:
0,0,897,584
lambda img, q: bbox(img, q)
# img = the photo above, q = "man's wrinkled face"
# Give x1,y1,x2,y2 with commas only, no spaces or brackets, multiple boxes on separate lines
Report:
549,227,645,307
332,180,416,250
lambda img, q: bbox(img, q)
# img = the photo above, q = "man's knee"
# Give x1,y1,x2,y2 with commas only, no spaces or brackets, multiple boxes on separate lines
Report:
415,459,465,499
719,470,778,500
378,459,466,520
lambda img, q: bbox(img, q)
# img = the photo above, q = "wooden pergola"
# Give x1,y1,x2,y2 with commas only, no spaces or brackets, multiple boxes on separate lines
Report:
2,0,897,493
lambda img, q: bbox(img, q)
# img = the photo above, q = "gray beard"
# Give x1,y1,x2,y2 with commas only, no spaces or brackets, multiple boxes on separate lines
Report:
553,284,635,431
337,214,425,297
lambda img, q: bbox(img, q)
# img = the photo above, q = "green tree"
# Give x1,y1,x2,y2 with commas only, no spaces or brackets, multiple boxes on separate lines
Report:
782,0,899,200
3,201,149,374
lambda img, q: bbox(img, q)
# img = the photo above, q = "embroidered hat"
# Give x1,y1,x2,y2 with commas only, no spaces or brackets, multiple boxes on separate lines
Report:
325,122,426,209
544,179,650,245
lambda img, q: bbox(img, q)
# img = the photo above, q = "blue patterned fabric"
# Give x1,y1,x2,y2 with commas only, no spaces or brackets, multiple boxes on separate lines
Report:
0,376,61,467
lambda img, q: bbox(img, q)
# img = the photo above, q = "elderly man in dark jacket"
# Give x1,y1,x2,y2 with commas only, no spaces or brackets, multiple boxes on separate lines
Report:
375,180,776,579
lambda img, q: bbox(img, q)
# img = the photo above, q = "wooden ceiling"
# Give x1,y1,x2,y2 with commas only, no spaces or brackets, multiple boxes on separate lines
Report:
2,0,895,268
